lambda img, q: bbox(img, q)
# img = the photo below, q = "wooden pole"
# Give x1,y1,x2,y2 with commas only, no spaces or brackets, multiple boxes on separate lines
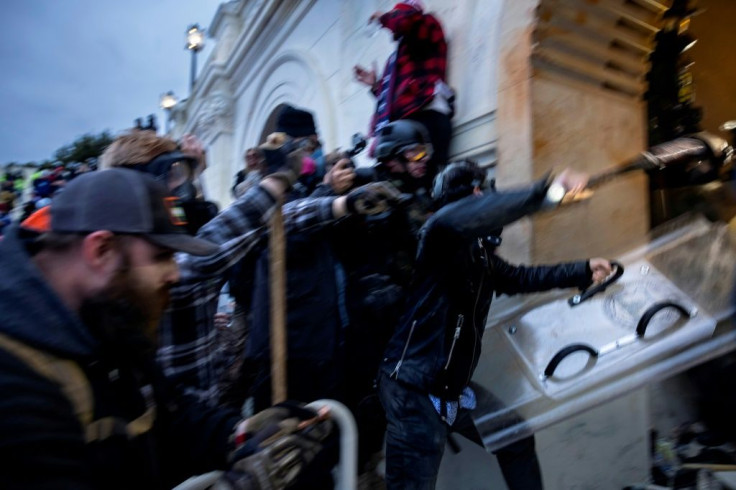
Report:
269,201,287,404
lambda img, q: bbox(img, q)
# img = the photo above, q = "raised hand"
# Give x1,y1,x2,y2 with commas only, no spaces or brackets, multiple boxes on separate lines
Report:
353,64,377,87
324,157,356,194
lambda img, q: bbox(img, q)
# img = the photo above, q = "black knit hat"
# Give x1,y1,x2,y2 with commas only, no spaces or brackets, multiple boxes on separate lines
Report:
276,105,317,138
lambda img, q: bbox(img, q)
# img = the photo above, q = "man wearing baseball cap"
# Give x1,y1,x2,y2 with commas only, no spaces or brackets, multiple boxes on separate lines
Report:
0,168,334,489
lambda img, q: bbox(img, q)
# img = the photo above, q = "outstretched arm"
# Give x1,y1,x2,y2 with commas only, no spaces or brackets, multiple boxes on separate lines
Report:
490,256,612,296
428,177,550,241
428,169,589,240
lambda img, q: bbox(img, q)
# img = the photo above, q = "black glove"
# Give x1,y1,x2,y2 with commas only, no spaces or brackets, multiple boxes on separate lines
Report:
345,181,401,215
260,134,303,188
216,432,327,490
216,402,334,490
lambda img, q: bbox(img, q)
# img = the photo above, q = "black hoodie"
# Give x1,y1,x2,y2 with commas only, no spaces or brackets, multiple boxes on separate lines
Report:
0,225,240,489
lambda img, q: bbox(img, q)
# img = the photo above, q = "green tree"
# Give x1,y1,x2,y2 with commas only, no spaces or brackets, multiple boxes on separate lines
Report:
54,131,114,165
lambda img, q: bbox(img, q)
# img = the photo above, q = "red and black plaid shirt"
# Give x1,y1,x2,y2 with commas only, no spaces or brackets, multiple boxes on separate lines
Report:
371,6,448,131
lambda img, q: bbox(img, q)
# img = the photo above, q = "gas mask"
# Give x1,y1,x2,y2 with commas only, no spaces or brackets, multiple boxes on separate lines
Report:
139,150,218,234
141,151,199,200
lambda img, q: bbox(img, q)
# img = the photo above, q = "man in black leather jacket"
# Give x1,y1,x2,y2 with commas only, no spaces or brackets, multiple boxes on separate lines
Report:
378,160,612,490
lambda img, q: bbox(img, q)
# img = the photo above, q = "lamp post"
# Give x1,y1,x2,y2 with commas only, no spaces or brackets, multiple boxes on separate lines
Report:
186,23,205,91
160,91,178,132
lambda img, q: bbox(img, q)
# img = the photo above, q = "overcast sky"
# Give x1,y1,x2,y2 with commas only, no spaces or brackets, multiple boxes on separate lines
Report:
0,0,223,164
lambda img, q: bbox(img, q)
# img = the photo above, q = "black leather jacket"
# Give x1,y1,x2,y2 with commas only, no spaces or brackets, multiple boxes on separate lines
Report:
380,178,593,399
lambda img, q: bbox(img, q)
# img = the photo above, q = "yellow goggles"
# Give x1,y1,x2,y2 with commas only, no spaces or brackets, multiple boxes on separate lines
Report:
403,144,432,162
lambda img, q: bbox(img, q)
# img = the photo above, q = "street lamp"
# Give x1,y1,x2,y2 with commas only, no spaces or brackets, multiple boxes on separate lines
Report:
186,23,205,91
160,91,178,110
160,91,178,132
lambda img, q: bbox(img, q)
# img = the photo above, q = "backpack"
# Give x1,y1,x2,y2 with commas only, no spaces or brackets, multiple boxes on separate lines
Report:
0,332,155,443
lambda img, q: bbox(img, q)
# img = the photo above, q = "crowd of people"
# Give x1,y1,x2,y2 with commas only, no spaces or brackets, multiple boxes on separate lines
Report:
0,2,614,489
0,161,95,236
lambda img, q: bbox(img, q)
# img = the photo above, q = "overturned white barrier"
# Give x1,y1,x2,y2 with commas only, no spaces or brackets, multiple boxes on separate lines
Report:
471,215,736,452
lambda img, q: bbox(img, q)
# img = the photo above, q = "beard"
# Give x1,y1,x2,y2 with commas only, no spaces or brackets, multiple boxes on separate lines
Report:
79,258,170,366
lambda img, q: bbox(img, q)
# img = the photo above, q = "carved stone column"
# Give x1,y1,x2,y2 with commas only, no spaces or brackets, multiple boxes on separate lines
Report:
191,91,236,206
497,0,652,263
209,1,244,64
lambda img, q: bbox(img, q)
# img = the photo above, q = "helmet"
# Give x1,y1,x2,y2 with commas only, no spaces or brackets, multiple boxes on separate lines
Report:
431,160,487,206
374,120,432,162
432,160,502,245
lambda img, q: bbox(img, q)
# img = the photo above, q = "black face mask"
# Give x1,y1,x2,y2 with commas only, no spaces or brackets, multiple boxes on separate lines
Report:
171,181,197,202
179,200,219,235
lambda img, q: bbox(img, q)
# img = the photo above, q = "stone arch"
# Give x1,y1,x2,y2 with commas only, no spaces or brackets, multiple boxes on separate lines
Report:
238,49,336,159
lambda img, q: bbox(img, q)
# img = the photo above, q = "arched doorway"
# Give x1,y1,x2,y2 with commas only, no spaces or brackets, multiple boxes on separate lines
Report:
258,103,290,144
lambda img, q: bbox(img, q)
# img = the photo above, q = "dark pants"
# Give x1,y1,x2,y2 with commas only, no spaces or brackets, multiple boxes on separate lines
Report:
342,302,400,470
378,372,543,490
250,358,343,412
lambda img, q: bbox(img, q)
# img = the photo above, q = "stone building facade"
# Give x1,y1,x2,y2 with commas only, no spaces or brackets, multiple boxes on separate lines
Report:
170,0,664,264
169,2,736,488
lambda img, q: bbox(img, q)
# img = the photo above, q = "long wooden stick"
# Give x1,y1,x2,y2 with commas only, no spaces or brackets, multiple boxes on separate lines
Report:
269,201,287,404
587,160,648,189
681,463,736,472
558,160,649,205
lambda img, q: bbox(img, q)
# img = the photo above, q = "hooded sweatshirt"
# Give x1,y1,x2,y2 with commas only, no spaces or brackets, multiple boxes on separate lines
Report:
0,225,239,489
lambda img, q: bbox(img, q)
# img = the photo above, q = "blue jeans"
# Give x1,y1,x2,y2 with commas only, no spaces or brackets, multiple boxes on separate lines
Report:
378,372,543,490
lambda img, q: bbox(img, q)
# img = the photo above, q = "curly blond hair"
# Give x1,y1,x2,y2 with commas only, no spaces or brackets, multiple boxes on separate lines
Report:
99,130,178,169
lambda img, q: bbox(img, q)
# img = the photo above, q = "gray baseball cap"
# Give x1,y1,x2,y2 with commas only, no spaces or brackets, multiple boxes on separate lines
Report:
51,168,218,256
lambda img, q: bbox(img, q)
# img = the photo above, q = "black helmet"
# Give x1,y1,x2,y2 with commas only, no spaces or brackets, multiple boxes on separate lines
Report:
431,160,487,206
374,120,432,162
432,160,502,244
